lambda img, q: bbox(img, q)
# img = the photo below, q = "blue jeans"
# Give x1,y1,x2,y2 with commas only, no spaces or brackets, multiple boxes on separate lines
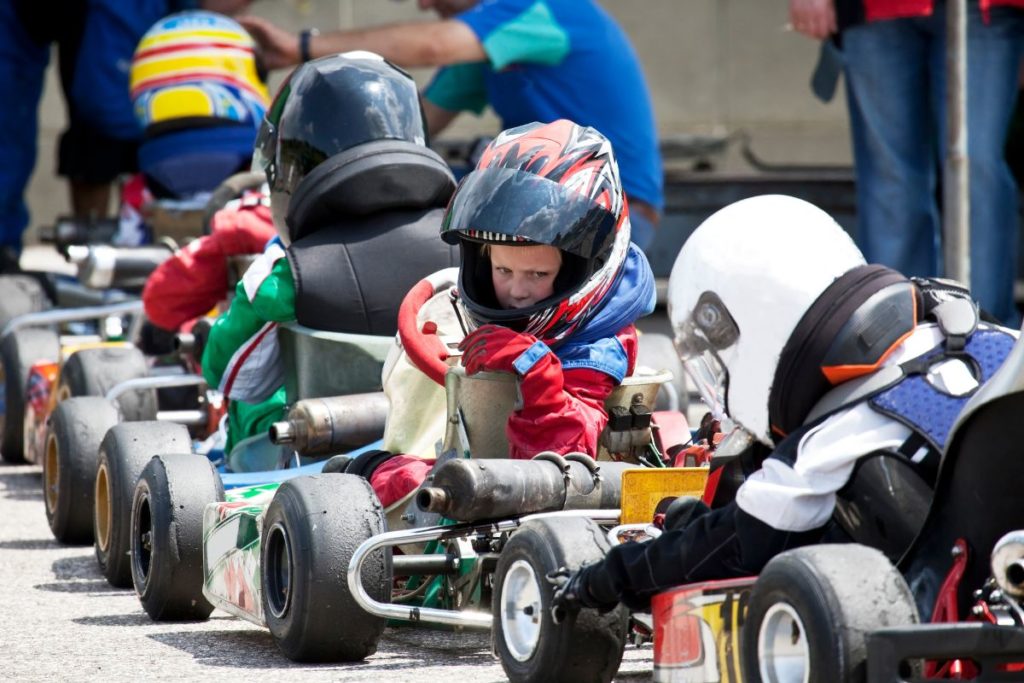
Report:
630,208,656,251
842,1,1024,324
0,3,49,248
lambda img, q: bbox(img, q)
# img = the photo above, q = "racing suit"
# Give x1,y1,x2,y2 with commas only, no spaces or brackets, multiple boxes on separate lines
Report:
574,320,1016,611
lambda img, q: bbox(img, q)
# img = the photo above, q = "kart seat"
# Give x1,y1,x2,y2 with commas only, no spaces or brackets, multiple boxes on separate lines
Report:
277,322,394,403
899,327,1024,621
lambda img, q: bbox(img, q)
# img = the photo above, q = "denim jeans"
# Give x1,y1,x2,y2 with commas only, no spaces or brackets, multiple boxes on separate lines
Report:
0,2,49,248
842,1,1024,324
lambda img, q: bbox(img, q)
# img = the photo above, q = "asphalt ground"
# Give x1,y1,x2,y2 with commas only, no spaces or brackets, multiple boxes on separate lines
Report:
0,462,655,681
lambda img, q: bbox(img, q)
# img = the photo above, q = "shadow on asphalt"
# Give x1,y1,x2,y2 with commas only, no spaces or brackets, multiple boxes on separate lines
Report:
73,613,161,628
0,538,58,550
0,468,42,501
144,626,500,672
147,629,289,669
33,553,127,595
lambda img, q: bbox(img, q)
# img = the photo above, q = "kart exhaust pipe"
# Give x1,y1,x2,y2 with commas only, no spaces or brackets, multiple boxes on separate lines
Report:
416,454,638,522
66,244,172,290
992,531,1024,597
269,393,388,456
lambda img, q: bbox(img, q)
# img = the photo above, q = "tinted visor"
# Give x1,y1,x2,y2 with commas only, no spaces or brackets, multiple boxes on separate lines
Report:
440,167,617,260
276,59,424,193
673,291,739,418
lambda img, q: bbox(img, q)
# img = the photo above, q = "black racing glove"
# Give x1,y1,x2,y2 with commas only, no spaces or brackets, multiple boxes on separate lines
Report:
546,564,618,623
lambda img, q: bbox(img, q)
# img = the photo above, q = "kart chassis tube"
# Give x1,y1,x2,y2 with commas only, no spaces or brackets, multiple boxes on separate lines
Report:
347,509,620,629
0,300,144,339
104,374,207,425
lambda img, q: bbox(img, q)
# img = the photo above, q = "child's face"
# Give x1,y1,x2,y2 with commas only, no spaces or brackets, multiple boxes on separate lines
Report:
489,244,562,310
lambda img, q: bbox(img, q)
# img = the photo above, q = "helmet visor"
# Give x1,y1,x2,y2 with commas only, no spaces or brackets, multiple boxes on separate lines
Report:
440,166,617,260
673,291,739,418
252,117,277,186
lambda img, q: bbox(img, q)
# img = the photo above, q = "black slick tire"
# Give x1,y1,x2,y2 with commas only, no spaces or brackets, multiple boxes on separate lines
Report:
58,346,157,421
43,397,120,544
0,327,59,462
262,474,389,662
741,544,918,683
493,517,629,683
131,453,223,621
94,421,191,587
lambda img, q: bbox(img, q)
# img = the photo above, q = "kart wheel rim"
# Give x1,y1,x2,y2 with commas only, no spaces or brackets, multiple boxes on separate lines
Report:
758,602,810,683
265,522,293,619
94,461,111,552
132,489,152,587
500,559,543,662
22,404,34,463
44,432,59,514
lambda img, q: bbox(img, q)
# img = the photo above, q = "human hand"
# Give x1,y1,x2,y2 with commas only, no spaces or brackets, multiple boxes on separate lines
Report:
788,0,836,40
458,324,544,376
546,567,587,624
237,15,301,70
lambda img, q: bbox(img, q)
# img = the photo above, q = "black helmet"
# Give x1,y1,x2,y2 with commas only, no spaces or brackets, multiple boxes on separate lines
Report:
253,51,452,242
440,120,631,345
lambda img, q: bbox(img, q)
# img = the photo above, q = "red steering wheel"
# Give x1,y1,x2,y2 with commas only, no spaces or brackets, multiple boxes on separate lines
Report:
397,274,454,386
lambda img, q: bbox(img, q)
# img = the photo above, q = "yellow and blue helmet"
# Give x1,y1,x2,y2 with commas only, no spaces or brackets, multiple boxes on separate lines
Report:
130,11,270,197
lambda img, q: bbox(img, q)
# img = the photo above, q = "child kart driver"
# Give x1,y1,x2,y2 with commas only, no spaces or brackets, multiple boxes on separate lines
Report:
200,51,459,462
550,194,1017,620
353,119,657,510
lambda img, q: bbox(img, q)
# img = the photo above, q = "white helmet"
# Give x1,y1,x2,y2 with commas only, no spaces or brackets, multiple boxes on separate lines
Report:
668,195,918,445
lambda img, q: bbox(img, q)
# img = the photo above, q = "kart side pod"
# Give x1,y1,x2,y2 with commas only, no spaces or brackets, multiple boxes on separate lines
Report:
416,454,638,522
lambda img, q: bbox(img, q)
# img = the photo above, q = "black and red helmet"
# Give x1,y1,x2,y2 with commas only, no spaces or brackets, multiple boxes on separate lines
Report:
440,119,631,344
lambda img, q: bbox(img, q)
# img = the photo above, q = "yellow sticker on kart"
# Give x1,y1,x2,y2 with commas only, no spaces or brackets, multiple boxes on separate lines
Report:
620,468,709,525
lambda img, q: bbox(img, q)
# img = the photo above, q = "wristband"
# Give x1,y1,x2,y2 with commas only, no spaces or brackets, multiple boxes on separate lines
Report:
299,28,319,63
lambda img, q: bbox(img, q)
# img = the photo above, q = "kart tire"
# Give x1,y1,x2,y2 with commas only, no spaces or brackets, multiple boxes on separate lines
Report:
493,517,629,683
131,453,223,621
43,397,120,544
262,474,389,662
0,327,60,463
95,421,192,588
58,346,157,421
0,274,51,332
637,332,687,412
741,544,919,683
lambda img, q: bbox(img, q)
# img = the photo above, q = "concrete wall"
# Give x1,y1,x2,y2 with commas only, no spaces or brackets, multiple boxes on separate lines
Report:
23,0,852,240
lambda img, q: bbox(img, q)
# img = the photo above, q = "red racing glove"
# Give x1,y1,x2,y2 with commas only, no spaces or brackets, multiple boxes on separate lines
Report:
458,324,550,376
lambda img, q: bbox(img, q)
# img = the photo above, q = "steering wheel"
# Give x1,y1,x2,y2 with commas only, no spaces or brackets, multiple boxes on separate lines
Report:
397,269,459,386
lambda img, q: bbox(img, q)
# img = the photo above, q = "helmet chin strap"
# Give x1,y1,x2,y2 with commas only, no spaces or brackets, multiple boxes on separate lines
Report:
768,265,918,442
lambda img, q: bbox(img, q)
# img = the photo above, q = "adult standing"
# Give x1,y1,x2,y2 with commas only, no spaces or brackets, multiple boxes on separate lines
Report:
238,0,664,249
789,0,1024,324
0,0,251,271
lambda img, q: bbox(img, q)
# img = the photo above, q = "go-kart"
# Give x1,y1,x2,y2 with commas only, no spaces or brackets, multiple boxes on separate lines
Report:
119,319,393,606
126,271,699,681
648,327,1024,682
0,171,269,468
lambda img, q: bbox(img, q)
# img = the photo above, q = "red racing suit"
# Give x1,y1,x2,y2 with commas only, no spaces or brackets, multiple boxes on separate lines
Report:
142,193,274,332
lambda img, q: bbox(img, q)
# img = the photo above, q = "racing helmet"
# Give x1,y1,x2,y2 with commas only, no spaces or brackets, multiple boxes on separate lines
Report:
440,119,631,345
130,11,270,198
668,195,919,445
254,51,452,244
